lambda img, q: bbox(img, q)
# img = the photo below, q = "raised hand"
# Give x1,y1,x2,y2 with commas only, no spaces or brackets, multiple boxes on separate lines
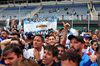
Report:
62,22,70,30
89,55,98,63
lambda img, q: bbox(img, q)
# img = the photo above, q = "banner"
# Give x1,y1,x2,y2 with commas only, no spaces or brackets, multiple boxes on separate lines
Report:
24,16,57,36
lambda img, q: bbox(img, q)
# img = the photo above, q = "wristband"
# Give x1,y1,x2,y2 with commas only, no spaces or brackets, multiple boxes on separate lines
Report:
64,28,68,31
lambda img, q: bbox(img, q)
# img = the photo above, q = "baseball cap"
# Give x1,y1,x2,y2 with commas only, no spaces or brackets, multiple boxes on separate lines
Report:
68,35,85,43
26,32,33,39
83,34,92,40
84,25,87,27
27,32,33,37
48,29,54,34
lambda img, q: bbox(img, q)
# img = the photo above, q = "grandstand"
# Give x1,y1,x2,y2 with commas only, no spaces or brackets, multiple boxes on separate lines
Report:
93,4,100,11
0,0,100,31
37,4,88,20
93,4,100,16
0,6,37,20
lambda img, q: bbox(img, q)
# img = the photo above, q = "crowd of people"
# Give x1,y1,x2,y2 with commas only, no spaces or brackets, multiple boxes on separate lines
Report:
0,14,99,66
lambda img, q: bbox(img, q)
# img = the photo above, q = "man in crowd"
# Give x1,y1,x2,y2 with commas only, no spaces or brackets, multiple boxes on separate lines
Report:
48,35,56,46
43,35,49,46
1,32,25,50
91,40,99,55
92,34,100,44
82,26,88,32
95,29,99,35
83,34,94,55
23,34,44,62
61,51,81,66
92,34,98,41
55,44,65,65
68,35,98,66
2,44,23,66
34,14,38,17
39,45,59,66
24,32,33,50
1,30,8,39
10,32,20,39
12,58,39,66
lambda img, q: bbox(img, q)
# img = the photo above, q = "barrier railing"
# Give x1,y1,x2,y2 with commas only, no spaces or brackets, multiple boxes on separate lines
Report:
0,15,99,21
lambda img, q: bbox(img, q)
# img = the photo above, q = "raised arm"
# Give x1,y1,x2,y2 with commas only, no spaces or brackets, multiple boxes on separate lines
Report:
1,39,11,50
61,22,70,46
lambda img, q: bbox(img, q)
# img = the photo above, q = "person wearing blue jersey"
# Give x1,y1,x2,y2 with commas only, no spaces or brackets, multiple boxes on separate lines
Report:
83,34,94,55
0,48,5,66
1,30,8,39
68,35,98,66
82,26,88,32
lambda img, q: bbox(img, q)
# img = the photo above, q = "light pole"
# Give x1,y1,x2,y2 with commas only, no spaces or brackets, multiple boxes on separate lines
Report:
19,4,20,20
72,9,74,28
88,14,90,32
18,4,22,30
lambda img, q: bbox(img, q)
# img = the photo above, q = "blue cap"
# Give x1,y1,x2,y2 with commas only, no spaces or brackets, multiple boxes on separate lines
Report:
27,32,33,37
48,30,54,34
83,34,92,40
84,25,87,27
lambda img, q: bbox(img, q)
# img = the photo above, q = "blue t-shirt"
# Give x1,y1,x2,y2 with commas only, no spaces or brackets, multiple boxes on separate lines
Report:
0,58,5,66
80,54,98,66
0,37,5,42
82,29,88,32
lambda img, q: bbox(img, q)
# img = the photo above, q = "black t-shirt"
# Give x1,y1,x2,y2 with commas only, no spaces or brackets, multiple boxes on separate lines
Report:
39,60,59,66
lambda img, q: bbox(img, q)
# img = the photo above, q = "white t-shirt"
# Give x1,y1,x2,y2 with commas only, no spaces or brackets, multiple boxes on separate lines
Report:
82,47,95,55
23,47,44,62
